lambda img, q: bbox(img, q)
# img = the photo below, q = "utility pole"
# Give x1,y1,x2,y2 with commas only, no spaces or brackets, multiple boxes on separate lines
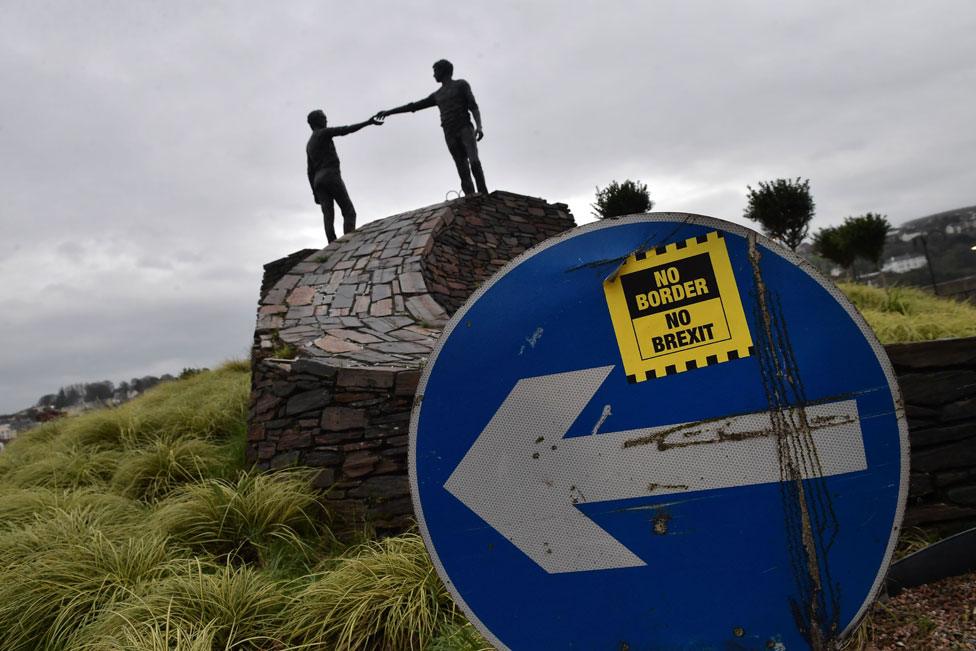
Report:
913,233,939,295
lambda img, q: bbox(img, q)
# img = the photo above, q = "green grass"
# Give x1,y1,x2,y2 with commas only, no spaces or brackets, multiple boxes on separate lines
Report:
282,534,461,650
154,469,333,568
839,282,976,344
0,362,464,650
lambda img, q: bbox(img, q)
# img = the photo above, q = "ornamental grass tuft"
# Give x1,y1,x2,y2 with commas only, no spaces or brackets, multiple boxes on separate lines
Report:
282,533,459,650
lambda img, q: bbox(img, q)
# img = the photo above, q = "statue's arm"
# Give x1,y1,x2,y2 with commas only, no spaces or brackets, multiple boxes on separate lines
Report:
463,81,484,138
323,117,381,137
378,95,436,118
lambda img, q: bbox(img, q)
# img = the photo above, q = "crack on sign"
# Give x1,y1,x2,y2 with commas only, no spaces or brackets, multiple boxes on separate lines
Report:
564,217,694,282
518,327,544,355
748,232,841,650
591,404,613,435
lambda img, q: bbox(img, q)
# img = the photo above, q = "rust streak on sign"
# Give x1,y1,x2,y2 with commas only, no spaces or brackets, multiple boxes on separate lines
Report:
622,409,856,452
748,232,841,650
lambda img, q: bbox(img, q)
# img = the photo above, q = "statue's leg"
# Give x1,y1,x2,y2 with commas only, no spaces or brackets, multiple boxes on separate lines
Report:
460,126,488,194
321,200,337,243
444,130,475,195
317,179,338,242
331,174,357,236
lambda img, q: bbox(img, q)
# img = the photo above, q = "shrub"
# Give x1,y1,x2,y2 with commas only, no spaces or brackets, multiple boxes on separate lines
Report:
153,470,330,567
4,444,121,491
111,437,232,503
76,562,290,651
282,533,459,650
0,511,180,650
0,487,144,532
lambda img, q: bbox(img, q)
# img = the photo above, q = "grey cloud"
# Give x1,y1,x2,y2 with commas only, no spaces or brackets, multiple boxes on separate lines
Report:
1,1,974,411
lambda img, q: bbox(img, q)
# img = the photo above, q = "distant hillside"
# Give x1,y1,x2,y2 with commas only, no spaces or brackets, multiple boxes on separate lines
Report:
901,205,976,232
802,204,976,293
885,205,976,289
0,368,209,443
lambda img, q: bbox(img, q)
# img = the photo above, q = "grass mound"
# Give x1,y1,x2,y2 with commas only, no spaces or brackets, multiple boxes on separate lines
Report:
839,283,976,343
0,362,464,650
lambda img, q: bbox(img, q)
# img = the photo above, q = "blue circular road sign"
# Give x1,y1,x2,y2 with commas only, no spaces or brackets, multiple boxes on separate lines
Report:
410,214,908,650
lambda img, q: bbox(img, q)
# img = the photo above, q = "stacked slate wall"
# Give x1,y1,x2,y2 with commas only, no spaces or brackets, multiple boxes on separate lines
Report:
895,336,976,533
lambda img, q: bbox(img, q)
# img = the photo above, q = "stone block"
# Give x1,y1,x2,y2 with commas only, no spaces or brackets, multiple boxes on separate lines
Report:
278,431,312,450
913,437,976,473
348,475,409,499
885,337,976,370
908,473,935,497
304,449,343,466
946,484,976,506
287,286,316,306
285,389,330,416
898,370,976,406
312,468,337,489
315,431,362,445
904,501,976,526
943,396,976,422
257,443,276,460
247,424,266,442
321,407,367,431
290,358,339,379
271,381,296,397
313,335,363,354
254,393,281,416
395,370,421,396
935,468,976,488
910,423,975,448
337,366,397,389
343,451,380,478
270,450,301,469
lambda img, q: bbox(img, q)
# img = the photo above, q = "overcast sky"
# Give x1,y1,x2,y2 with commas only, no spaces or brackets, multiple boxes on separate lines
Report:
1,1,974,413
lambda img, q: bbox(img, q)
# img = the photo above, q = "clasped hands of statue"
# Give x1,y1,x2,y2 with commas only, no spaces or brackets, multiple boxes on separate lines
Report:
372,110,484,141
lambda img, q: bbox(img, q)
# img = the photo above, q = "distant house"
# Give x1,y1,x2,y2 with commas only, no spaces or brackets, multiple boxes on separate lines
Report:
883,253,928,274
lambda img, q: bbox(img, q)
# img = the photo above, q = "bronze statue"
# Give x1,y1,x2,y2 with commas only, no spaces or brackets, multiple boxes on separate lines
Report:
306,110,382,242
376,59,488,196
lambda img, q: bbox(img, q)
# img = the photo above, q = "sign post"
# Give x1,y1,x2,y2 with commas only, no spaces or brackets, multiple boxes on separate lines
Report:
410,214,908,650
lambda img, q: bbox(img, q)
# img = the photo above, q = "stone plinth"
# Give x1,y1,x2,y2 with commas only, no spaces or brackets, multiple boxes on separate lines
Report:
893,336,976,534
248,191,574,530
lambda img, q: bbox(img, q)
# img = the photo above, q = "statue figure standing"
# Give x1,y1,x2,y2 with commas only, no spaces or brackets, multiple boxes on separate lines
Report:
306,110,382,243
376,59,488,196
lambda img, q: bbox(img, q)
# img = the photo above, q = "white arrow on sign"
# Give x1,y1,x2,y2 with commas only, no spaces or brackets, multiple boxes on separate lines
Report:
444,365,867,574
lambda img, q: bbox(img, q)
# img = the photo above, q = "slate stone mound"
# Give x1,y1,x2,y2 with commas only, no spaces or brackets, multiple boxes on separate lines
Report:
248,191,575,530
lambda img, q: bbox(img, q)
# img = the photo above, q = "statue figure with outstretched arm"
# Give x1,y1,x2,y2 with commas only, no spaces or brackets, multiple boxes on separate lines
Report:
306,109,382,243
376,59,488,196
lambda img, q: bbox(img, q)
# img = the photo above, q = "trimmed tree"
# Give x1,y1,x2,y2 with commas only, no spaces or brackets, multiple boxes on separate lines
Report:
843,213,891,272
813,226,858,279
743,177,815,251
591,179,653,219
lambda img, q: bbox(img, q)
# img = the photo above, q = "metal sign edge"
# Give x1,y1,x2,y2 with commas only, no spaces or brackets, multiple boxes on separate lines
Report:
407,212,910,650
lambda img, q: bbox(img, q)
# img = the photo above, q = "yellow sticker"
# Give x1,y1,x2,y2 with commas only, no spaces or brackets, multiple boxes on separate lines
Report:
603,230,753,383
